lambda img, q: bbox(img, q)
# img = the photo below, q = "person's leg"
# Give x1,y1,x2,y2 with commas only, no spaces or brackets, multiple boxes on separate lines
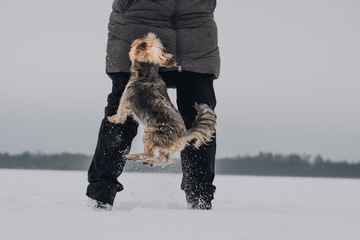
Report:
176,71,217,209
86,72,138,206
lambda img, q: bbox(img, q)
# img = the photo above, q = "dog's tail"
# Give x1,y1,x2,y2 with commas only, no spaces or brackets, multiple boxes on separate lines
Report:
182,103,217,148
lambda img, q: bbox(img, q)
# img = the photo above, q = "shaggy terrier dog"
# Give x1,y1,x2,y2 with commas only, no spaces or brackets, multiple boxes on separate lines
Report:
107,33,216,166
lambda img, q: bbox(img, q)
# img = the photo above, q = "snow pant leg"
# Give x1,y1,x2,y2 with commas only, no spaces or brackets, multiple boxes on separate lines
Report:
175,71,217,203
86,72,138,205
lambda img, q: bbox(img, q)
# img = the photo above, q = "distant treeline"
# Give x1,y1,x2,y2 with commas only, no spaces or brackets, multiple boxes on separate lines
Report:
216,153,360,178
1,152,360,178
0,152,90,171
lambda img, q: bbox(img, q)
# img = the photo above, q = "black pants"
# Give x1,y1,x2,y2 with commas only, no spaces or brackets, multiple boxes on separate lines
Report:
86,71,217,205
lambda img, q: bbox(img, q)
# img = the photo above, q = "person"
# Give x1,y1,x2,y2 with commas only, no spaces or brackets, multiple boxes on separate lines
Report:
86,0,220,211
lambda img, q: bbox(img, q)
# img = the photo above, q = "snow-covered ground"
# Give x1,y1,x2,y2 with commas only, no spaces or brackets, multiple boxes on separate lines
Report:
0,169,359,240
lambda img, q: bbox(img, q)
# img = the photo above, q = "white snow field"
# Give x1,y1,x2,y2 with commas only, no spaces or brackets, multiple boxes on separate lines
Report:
0,169,359,240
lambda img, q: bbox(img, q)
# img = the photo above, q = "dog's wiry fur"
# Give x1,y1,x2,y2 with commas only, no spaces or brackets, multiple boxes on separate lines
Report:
107,33,216,166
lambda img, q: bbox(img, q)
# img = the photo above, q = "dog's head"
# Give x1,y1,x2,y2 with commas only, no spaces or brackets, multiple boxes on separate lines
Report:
129,32,176,68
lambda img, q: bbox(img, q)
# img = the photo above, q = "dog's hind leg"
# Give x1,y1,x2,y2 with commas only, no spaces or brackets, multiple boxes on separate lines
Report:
142,127,157,158
155,149,173,167
139,149,172,167
126,145,155,162
126,130,157,164
137,132,158,166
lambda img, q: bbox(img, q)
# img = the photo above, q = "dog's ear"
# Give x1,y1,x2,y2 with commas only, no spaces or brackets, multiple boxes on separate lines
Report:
159,53,176,68
137,42,147,51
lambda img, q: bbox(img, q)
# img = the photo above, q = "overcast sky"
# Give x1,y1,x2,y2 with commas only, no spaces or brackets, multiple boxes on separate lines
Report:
1,0,359,162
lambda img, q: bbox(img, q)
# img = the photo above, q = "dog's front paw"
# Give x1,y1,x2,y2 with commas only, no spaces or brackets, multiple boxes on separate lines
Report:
107,115,124,124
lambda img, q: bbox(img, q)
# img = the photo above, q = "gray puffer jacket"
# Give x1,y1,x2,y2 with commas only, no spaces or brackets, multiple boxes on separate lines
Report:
106,0,220,79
